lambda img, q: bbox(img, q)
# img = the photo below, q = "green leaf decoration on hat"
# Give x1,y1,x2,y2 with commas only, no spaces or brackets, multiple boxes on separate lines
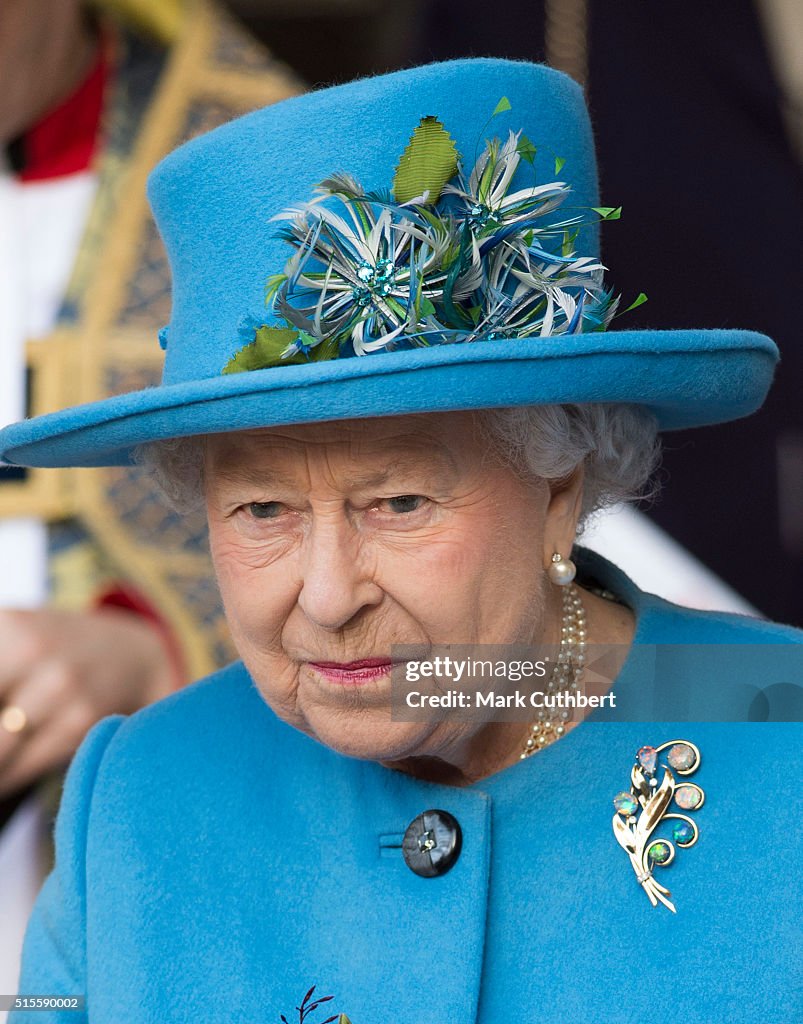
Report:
222,326,299,373
623,291,649,312
492,95,512,116
516,133,537,165
392,116,460,205
592,206,623,220
223,326,339,373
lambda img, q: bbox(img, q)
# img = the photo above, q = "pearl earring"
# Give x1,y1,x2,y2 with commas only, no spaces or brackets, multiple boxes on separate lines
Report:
548,552,576,586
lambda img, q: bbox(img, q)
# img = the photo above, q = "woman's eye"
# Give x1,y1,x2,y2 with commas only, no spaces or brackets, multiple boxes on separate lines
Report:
383,494,426,514
246,501,284,519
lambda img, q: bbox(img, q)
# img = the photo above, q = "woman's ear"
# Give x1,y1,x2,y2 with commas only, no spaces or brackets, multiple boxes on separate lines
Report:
541,465,585,566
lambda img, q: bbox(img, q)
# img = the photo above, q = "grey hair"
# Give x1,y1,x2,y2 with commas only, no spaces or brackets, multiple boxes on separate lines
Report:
135,402,660,526
135,435,206,514
474,403,661,526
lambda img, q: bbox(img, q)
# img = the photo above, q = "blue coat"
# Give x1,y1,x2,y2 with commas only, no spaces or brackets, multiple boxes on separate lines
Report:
12,554,802,1023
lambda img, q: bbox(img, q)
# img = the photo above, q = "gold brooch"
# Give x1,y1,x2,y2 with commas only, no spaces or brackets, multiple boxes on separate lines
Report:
612,740,704,913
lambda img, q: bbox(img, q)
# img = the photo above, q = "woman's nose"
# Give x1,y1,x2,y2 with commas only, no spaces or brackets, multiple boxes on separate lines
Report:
297,515,382,631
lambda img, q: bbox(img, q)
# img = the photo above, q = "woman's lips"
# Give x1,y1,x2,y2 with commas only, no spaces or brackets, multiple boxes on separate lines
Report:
308,658,393,684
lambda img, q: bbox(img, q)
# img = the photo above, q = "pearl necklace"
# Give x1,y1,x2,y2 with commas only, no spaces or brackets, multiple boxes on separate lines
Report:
521,583,587,758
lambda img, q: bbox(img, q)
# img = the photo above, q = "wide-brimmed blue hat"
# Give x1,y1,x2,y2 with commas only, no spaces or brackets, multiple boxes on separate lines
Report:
0,58,778,468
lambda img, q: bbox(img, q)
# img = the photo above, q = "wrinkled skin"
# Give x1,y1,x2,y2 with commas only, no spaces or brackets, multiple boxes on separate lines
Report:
205,412,635,787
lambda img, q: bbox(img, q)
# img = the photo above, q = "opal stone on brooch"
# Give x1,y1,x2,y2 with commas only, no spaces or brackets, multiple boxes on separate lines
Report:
612,740,704,913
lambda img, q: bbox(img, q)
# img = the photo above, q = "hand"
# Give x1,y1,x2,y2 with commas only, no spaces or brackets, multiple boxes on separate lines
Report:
0,607,178,800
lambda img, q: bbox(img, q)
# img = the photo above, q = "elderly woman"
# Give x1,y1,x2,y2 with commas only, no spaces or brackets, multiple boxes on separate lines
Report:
1,59,800,1023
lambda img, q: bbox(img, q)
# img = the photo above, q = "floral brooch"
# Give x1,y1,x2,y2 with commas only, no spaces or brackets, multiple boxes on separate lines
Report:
223,97,645,374
612,740,704,913
280,985,351,1024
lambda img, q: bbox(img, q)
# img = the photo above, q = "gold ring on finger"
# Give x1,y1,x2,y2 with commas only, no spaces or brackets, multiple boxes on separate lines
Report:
0,705,28,735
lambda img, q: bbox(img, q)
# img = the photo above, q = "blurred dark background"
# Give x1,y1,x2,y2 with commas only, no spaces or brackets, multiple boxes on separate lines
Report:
228,0,803,624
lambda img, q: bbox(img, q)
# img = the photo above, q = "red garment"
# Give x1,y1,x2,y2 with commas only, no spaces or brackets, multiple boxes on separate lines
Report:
17,39,107,182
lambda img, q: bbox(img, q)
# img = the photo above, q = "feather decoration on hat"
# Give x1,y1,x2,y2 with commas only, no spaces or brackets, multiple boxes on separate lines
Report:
223,101,633,374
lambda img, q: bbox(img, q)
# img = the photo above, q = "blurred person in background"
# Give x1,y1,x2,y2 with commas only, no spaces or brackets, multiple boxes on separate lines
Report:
0,0,298,998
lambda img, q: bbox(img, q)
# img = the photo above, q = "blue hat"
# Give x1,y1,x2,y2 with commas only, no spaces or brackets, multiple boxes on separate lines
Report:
0,58,778,468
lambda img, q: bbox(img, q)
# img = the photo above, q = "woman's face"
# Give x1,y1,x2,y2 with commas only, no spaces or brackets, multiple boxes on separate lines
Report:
204,412,581,778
